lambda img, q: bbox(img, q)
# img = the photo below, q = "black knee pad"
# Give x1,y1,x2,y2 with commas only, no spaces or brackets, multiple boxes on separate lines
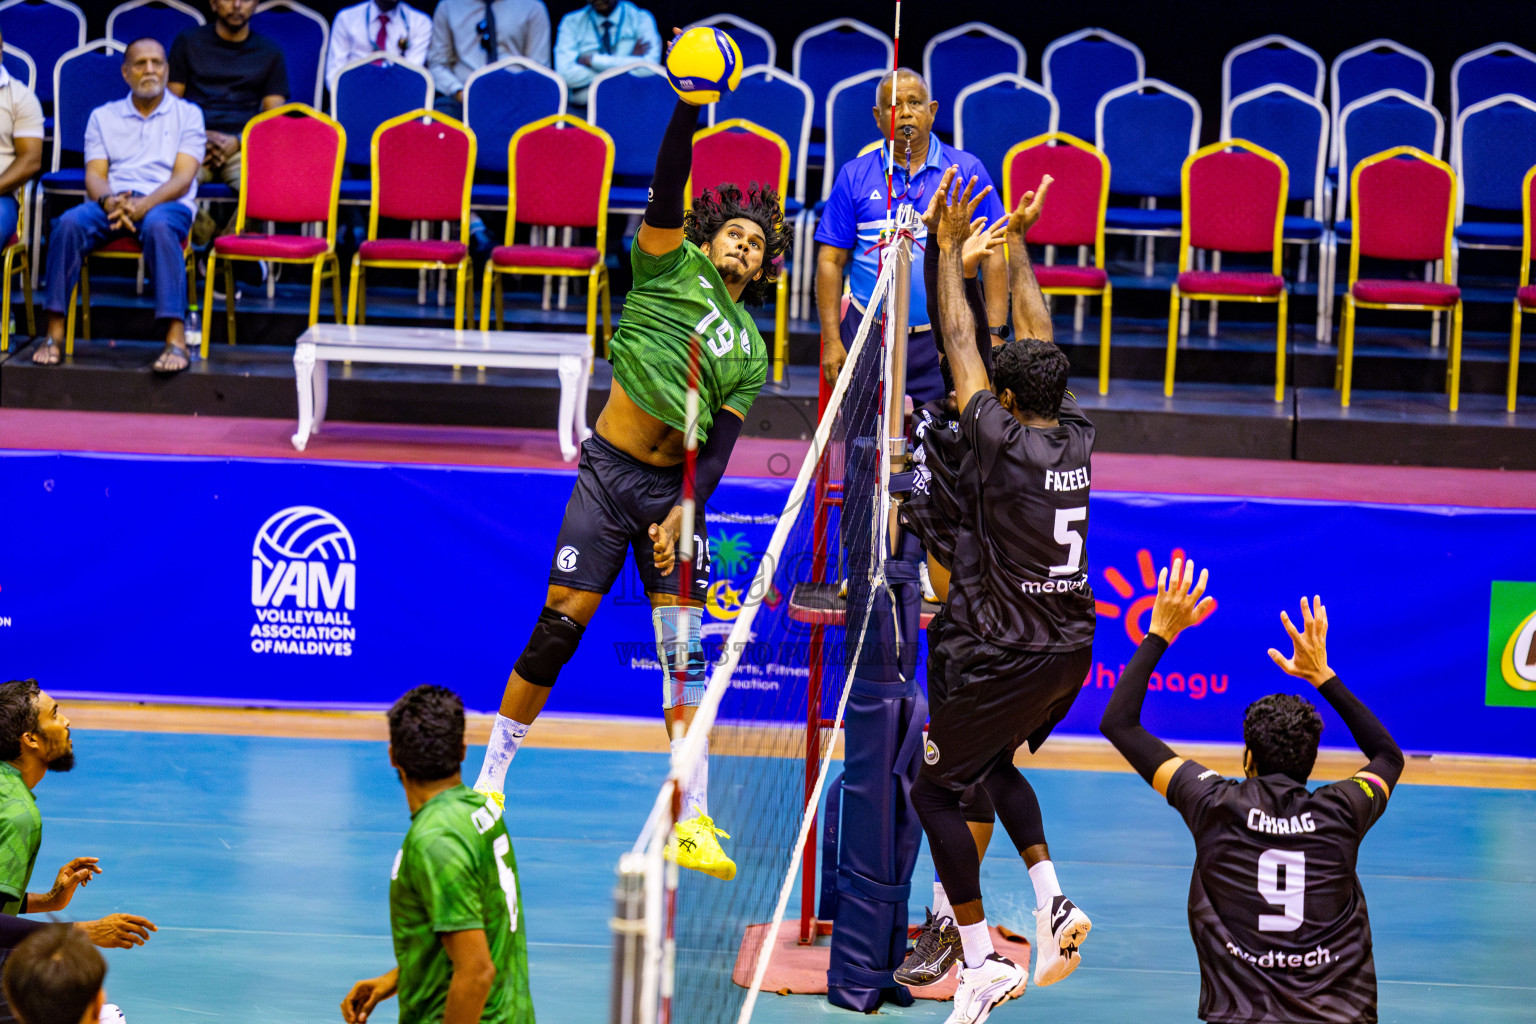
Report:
514,606,585,686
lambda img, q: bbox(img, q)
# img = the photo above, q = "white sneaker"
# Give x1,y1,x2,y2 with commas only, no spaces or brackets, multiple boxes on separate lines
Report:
944,953,1026,1024
1033,894,1091,986
920,560,938,602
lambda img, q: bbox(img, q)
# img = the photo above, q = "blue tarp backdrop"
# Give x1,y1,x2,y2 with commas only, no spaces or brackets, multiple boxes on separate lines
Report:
0,450,1532,758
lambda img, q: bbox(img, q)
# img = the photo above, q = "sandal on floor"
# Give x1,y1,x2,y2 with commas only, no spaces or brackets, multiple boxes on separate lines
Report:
29,339,61,365
152,343,191,374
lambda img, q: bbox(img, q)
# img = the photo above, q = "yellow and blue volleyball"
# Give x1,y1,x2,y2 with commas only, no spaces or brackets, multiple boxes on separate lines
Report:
665,27,743,104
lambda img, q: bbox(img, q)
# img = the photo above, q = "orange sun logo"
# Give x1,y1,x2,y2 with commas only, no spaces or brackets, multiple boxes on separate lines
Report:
1096,547,1217,644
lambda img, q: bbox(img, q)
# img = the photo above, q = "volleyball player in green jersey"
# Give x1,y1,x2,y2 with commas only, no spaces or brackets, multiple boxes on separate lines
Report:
342,686,533,1024
469,88,792,882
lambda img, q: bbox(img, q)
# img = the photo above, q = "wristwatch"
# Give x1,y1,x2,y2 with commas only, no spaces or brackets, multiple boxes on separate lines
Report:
989,324,1011,340
97,195,112,211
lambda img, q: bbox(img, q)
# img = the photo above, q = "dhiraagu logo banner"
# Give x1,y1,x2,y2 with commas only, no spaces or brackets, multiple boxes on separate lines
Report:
1487,582,1536,707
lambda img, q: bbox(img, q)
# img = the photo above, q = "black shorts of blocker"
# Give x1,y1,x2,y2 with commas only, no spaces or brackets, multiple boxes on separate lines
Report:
547,433,711,599
922,622,1092,791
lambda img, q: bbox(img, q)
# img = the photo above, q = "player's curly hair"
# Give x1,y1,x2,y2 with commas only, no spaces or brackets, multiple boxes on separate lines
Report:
388,684,465,782
992,337,1069,419
685,181,793,307
1244,693,1324,783
0,680,41,761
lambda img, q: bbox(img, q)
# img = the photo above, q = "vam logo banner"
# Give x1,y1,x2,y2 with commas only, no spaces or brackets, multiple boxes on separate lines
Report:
1486,581,1536,708
249,506,358,657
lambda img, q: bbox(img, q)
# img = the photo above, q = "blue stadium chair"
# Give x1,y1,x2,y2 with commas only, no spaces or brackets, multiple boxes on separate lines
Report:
330,55,433,204
1042,27,1144,143
251,0,328,108
588,61,673,214
1451,43,1536,125
822,68,884,204
1335,88,1444,222
2,42,34,90
1328,39,1432,169
0,0,84,108
922,22,1024,139
1451,93,1536,252
463,56,564,208
954,73,1057,190
686,14,774,70
792,18,890,150
1096,78,1200,275
35,40,124,276
1321,88,1445,336
1221,35,1323,117
1225,84,1330,337
711,65,813,314
106,0,203,53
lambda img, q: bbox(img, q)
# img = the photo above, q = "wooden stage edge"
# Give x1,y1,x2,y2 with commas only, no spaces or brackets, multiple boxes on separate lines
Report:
63,701,1536,792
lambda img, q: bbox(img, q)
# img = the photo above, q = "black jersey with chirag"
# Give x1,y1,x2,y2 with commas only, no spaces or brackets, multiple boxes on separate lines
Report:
901,399,971,570
1166,762,1391,1024
947,389,1096,652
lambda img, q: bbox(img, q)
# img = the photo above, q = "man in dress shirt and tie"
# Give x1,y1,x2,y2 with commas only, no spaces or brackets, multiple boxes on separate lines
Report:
553,0,660,113
325,0,432,95
428,0,552,119
33,39,204,373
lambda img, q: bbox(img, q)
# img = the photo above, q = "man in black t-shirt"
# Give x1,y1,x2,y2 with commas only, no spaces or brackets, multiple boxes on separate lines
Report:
169,0,287,239
907,168,1097,1024
1100,560,1404,1024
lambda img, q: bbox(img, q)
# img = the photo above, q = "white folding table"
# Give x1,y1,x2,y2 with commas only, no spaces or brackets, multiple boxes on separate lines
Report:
291,324,594,460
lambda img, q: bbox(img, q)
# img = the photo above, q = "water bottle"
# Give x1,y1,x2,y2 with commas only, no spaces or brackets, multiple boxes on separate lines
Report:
185,304,201,357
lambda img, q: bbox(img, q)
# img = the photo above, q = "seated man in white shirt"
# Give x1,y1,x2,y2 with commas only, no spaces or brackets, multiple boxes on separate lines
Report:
0,28,43,250
34,39,203,372
553,0,660,112
325,0,432,95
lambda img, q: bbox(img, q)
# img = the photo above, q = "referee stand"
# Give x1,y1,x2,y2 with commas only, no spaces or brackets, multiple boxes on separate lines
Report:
822,222,928,1012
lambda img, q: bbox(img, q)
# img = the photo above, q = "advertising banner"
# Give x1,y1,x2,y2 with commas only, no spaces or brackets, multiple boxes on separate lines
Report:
0,451,1531,758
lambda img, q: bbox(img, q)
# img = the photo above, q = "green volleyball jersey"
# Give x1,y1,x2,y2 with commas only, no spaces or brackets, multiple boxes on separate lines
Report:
0,763,39,916
390,785,533,1024
610,240,768,445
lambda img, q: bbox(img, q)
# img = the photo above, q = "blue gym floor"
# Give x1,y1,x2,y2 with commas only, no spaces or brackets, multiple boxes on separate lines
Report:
39,730,1536,1024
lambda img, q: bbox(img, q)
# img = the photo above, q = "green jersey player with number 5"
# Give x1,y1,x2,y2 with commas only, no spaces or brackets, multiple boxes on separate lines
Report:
341,686,533,1024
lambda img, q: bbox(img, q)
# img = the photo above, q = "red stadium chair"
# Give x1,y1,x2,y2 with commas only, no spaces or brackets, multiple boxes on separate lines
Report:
1004,132,1113,393
1338,146,1461,409
0,194,32,353
1167,139,1289,401
348,110,475,330
480,114,614,351
65,234,194,353
1507,163,1536,412
203,102,344,355
688,118,790,380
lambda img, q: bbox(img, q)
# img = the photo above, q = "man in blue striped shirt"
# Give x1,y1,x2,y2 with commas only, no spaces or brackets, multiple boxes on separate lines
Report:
815,68,1008,401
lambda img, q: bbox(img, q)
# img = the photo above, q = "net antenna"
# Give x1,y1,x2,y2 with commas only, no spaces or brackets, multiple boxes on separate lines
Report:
611,235,910,1022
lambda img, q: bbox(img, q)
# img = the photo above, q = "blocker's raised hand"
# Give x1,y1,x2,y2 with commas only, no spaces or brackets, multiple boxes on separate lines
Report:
1149,557,1215,644
1268,595,1333,687
933,168,994,252
1006,174,1054,237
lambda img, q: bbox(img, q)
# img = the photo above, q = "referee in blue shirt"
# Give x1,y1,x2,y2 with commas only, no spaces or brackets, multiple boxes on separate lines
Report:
815,68,1008,399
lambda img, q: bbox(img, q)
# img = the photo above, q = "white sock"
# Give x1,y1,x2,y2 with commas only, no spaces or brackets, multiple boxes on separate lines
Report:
958,920,994,969
1028,860,1063,912
671,735,709,817
932,880,954,923
474,715,529,794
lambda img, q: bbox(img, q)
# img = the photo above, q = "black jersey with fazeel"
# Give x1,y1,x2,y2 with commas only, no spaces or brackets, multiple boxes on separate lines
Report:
900,398,971,571
1166,761,1391,1024
946,389,1096,652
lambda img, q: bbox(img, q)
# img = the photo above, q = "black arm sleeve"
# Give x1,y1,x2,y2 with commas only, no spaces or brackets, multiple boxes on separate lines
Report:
924,239,993,378
692,411,743,507
1317,676,1404,789
643,100,701,230
0,913,47,948
1099,633,1181,785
